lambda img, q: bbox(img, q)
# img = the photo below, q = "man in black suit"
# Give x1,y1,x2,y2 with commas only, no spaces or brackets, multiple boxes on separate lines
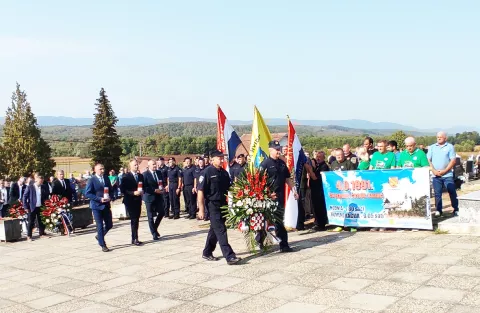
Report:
9,177,26,205
120,159,144,246
142,160,165,240
52,170,73,203
22,174,49,241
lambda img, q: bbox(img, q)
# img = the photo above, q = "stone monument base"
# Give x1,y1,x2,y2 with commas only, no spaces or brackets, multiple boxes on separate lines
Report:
111,202,130,220
438,190,480,235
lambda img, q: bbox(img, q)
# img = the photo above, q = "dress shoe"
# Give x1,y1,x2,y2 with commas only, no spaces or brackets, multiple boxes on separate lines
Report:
95,235,106,246
27,237,34,242
280,247,294,253
226,257,241,265
188,215,196,220
173,215,180,220
153,234,160,241
203,217,210,221
155,231,160,237
202,255,220,261
168,215,174,219
102,246,110,252
184,215,191,219
132,240,143,246
312,225,326,232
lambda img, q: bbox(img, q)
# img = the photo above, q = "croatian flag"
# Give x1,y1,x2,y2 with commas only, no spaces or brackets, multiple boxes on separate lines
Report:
284,117,307,228
217,105,242,173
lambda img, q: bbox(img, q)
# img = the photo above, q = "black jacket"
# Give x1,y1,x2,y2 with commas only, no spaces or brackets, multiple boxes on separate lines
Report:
51,179,73,202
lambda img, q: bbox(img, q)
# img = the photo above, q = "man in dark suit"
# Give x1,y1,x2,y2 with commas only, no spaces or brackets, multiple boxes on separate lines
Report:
22,174,49,241
121,159,144,246
86,163,113,252
9,177,26,205
0,179,9,218
142,160,165,240
52,170,73,203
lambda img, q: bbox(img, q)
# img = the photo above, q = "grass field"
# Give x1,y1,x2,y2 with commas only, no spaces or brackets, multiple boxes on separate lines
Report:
53,157,92,176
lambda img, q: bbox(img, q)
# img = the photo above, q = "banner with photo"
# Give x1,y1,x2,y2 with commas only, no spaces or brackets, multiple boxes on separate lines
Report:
321,168,432,230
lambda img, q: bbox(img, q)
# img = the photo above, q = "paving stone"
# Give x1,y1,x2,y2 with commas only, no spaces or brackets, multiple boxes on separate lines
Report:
43,299,97,313
99,276,141,289
0,299,15,309
162,302,217,313
341,293,398,312
196,290,248,307
444,243,480,250
0,304,35,313
325,277,374,291
411,286,466,303
69,303,118,313
131,297,183,313
172,272,214,285
449,305,480,313
267,301,327,313
26,294,73,310
313,265,356,276
344,268,392,280
427,275,480,290
403,263,450,275
362,280,420,297
227,279,276,294
383,298,452,313
461,292,480,306
287,274,338,288
460,255,480,267
83,288,130,302
164,286,219,301
419,255,462,265
226,295,287,313
9,289,56,302
385,271,434,284
46,280,93,292
303,255,337,264
444,265,480,277
260,284,313,301
199,276,246,290
104,291,156,308
256,271,295,283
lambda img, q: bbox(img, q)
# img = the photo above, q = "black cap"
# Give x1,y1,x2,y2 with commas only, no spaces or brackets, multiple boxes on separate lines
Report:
268,140,282,150
168,157,176,161
203,153,209,158
210,150,226,158
158,157,164,161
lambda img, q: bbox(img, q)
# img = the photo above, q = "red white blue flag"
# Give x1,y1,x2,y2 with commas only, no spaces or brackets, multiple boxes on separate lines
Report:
217,105,242,172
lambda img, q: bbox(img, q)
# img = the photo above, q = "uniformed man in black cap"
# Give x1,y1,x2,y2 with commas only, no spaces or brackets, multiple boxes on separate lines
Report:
166,157,183,219
259,140,298,253
203,154,211,168
229,154,247,181
182,157,197,219
197,150,241,265
156,157,170,218
194,157,208,220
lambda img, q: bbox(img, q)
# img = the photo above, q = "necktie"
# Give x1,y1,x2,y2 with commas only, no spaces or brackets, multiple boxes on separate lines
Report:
153,171,158,183
62,180,65,189
134,174,138,182
19,185,22,199
99,176,104,185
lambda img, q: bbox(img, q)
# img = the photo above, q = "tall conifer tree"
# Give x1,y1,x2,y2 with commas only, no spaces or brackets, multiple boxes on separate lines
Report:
2,83,55,179
90,88,122,171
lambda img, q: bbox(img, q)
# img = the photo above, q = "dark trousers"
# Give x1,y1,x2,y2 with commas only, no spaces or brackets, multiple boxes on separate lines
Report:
92,208,113,247
183,186,197,216
203,206,236,260
145,200,164,235
125,204,141,240
296,188,306,230
311,185,329,227
27,209,45,237
0,204,8,218
433,176,459,213
168,186,180,216
162,193,170,216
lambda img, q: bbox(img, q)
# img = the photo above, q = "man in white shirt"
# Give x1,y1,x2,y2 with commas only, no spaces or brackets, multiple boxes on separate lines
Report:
0,180,8,217
23,174,49,241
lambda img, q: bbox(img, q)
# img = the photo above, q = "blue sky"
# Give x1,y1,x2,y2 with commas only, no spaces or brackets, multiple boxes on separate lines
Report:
0,1,479,128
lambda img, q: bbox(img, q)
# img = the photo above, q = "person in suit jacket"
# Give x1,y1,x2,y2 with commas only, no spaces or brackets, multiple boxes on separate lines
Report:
0,179,9,218
22,174,49,241
52,170,73,203
142,160,165,240
9,177,26,205
86,163,113,252
121,159,144,246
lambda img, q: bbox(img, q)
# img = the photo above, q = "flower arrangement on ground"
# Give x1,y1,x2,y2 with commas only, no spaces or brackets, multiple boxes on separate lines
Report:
8,201,26,219
40,195,73,235
223,167,281,253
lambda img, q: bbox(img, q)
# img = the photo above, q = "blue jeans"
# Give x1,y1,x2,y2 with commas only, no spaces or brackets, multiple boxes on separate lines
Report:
92,208,113,247
432,176,459,214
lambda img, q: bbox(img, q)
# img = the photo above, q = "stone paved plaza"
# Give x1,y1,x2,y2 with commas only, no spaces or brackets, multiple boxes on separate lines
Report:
2,216,480,313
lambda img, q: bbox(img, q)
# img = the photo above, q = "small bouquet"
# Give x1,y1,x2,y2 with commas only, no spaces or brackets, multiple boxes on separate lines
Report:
9,201,26,219
41,195,73,235
223,167,281,253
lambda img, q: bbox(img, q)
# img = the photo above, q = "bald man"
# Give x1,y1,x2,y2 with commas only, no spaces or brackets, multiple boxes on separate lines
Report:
427,131,459,217
397,137,429,168
121,160,145,245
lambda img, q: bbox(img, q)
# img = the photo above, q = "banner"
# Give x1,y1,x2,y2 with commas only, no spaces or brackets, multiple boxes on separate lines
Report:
321,168,432,230
249,106,272,169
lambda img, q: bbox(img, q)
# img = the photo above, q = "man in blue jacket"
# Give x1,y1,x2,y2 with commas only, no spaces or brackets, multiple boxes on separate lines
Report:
23,174,49,241
86,163,114,252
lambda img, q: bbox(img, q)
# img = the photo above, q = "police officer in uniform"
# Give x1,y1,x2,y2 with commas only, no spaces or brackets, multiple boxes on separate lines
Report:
259,140,298,253
166,157,183,219
229,154,247,181
182,157,197,219
157,157,170,218
309,151,330,231
197,150,241,265
194,157,208,220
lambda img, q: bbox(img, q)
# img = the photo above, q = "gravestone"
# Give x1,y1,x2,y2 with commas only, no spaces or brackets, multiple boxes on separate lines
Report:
438,190,480,234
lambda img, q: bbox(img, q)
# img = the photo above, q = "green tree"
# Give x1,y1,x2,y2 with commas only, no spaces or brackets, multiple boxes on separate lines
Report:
90,88,122,171
390,131,408,150
1,83,55,179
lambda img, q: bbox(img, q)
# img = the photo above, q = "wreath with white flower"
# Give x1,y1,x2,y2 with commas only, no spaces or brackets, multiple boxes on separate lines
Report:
40,195,73,235
223,167,281,253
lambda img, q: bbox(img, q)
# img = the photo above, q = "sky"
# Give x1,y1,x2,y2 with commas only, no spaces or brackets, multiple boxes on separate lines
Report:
0,1,479,129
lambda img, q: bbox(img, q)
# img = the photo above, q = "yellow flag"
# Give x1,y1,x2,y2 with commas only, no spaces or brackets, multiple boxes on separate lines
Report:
249,106,272,169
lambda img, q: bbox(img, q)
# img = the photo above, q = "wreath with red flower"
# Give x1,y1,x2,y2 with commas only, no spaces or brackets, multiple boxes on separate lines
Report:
40,195,73,235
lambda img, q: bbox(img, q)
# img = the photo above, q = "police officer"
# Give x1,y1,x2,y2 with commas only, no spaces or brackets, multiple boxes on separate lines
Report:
182,157,196,219
197,150,241,265
194,157,208,220
343,144,358,169
156,157,170,218
229,154,247,181
309,151,330,231
203,154,211,168
330,148,356,171
259,140,298,253
166,157,183,219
